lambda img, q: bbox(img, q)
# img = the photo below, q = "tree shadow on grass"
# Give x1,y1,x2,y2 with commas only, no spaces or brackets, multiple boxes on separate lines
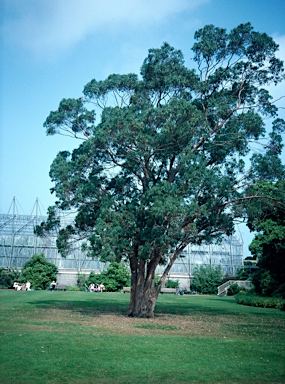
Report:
28,294,130,317
25,294,249,318
27,293,285,320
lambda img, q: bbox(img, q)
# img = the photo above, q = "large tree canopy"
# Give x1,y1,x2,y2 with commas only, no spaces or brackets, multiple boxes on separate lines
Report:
41,23,285,317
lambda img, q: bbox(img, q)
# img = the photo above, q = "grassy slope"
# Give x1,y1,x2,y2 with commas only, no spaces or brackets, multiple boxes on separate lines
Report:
0,290,284,384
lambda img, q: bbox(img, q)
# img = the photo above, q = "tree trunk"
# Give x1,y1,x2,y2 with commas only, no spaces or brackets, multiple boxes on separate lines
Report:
156,248,181,294
127,255,160,318
127,248,183,317
128,284,157,318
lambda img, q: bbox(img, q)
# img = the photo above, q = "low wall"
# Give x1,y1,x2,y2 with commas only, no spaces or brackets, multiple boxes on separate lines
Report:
56,270,191,288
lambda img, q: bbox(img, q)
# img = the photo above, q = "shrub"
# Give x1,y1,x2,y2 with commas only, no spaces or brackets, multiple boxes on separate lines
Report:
227,283,241,296
85,271,101,287
272,283,285,299
191,265,223,294
100,263,130,292
165,279,179,289
235,292,285,310
0,268,21,288
86,263,130,292
21,253,57,290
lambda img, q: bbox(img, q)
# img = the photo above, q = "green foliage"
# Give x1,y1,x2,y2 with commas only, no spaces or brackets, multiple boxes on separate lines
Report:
21,253,57,290
0,268,20,288
236,292,285,310
153,274,160,289
86,263,130,292
235,267,254,280
245,180,285,298
77,274,87,288
252,269,285,298
100,263,130,292
43,98,95,137
85,271,101,287
227,283,241,296
41,23,285,316
191,265,223,294
165,279,179,289
34,206,60,236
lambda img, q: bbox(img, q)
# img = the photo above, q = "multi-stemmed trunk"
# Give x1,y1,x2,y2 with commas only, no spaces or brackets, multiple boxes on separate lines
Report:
127,249,180,318
127,255,159,318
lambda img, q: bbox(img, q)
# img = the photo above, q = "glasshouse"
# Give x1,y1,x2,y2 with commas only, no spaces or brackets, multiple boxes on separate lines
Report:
0,198,244,286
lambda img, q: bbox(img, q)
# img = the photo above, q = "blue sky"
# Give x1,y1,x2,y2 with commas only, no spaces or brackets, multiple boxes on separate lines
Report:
1,0,285,254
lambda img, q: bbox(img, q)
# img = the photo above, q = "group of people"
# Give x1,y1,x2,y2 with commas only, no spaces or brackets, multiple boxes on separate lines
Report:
13,280,105,291
89,283,105,292
13,281,31,291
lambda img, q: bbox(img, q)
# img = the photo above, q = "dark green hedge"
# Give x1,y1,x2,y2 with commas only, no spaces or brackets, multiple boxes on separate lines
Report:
235,292,285,310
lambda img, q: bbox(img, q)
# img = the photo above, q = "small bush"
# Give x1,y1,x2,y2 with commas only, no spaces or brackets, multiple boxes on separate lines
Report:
0,268,21,288
235,292,285,310
101,263,130,292
191,265,223,294
272,283,285,299
21,253,57,290
85,271,101,287
227,283,240,296
86,263,130,292
165,279,179,289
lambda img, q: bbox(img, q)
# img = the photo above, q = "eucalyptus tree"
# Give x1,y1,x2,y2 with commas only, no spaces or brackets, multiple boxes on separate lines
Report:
41,23,285,317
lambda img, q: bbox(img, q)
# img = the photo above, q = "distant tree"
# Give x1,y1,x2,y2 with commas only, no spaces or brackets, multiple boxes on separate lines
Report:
39,23,284,317
191,265,223,294
21,254,57,290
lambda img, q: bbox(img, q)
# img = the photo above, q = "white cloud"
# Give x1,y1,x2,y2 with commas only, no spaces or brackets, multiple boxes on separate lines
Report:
2,0,208,58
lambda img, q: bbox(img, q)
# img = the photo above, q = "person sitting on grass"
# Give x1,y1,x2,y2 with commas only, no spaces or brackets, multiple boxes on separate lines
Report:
50,280,56,290
13,282,21,290
89,283,95,292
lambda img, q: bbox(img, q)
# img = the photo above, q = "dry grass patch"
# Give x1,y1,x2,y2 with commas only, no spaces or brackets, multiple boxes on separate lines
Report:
7,303,285,341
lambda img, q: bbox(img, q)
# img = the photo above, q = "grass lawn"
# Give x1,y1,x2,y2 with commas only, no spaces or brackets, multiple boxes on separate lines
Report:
0,290,284,384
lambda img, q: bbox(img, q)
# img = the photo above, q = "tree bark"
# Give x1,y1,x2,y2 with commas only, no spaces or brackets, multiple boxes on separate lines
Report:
127,253,161,318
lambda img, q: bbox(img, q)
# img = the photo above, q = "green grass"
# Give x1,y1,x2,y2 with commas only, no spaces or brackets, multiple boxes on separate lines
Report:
0,290,284,384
